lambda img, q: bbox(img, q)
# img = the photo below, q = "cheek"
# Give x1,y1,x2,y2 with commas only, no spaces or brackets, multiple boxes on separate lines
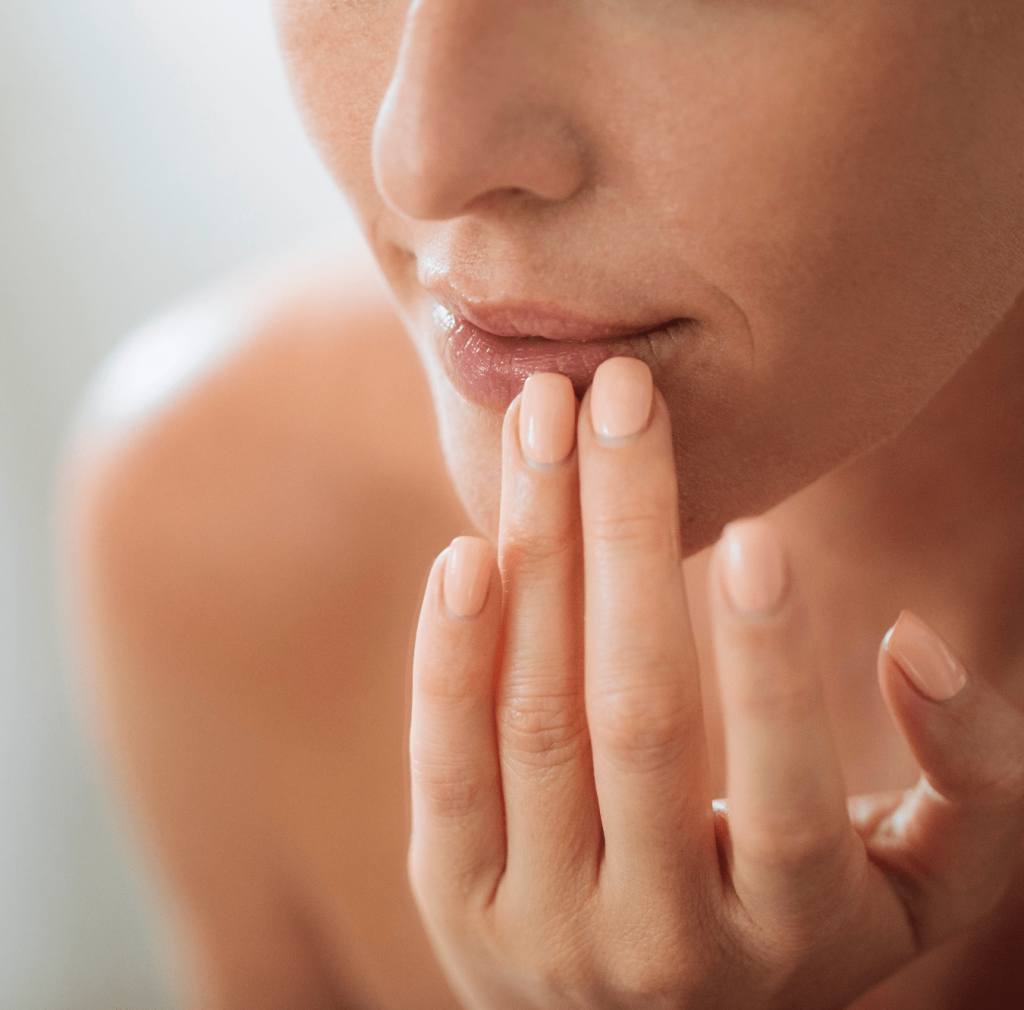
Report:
273,0,406,231
273,1,1024,547
665,10,1024,349
641,5,1024,543
748,8,1024,366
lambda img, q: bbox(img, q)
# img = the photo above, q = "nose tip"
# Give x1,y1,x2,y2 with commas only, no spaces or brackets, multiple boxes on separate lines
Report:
370,1,588,222
372,96,586,221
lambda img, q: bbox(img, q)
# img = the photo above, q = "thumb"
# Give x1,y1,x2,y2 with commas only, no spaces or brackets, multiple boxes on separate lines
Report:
866,610,1024,950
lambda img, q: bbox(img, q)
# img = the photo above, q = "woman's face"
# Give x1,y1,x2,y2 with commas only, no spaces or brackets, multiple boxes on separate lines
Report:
275,0,1024,550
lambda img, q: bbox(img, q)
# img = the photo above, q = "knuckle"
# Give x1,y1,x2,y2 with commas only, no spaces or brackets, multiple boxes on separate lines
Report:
489,890,594,989
588,507,677,558
499,687,588,769
599,888,746,1001
740,815,849,873
503,526,577,580
589,677,689,773
415,660,484,704
410,755,492,820
747,927,819,985
610,960,679,1001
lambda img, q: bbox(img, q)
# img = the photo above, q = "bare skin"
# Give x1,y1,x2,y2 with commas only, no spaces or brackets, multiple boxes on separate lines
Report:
65,1,1024,1006
69,257,469,1009
67,251,1023,1009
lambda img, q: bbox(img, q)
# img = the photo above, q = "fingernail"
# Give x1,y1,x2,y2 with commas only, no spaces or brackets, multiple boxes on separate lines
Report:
590,357,653,442
884,610,968,701
443,537,493,619
720,519,787,617
519,372,577,466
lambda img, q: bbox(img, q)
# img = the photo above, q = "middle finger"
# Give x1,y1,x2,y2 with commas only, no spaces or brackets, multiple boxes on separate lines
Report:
578,357,713,884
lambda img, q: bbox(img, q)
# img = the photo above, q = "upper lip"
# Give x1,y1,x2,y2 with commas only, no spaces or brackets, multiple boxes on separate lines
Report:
429,286,684,343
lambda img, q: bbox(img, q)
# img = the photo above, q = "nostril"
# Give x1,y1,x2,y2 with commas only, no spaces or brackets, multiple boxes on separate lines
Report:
370,3,589,222
373,108,589,221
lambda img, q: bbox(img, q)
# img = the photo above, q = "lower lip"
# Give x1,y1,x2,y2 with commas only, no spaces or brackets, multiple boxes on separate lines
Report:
434,309,691,412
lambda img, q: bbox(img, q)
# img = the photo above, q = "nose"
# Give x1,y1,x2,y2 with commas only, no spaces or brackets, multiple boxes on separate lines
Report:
372,0,588,221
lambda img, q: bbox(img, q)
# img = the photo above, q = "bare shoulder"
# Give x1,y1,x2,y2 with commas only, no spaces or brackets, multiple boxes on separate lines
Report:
70,245,466,694
64,247,467,1009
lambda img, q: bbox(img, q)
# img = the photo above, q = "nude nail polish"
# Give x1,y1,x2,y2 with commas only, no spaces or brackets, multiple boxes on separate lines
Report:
590,357,653,441
444,537,493,619
884,610,968,701
720,520,787,617
519,372,576,466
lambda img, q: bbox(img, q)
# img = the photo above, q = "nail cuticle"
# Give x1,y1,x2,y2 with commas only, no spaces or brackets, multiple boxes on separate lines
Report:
592,428,648,449
521,449,576,471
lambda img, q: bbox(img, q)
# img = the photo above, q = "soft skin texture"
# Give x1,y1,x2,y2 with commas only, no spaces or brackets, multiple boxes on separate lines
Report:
407,364,1024,1010
268,0,1024,1005
67,276,1024,1008
63,2,1024,1008
68,261,473,1009
275,0,1024,548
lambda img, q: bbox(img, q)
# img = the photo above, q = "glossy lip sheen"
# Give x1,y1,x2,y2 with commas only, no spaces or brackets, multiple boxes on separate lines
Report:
432,302,693,412
436,292,674,343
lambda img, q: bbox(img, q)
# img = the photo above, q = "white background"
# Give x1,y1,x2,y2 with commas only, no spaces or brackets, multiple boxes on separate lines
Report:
0,1,358,1005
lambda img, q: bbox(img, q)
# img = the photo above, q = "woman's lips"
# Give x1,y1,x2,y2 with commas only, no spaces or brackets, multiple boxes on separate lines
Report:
432,303,691,412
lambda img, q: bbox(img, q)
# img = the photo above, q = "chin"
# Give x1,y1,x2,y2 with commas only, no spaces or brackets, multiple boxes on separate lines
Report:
433,390,743,555
423,340,884,558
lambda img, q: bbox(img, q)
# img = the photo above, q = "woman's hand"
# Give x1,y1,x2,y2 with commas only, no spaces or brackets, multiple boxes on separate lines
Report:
408,358,1024,1010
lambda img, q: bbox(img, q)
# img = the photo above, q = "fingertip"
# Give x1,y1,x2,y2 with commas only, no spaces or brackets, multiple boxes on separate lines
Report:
881,611,968,704
519,372,577,468
876,613,969,779
876,613,1024,807
443,536,497,619
589,356,654,444
717,518,789,620
869,631,1024,946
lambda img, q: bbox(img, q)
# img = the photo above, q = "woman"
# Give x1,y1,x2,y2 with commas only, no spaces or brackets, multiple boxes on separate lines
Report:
69,2,1024,1007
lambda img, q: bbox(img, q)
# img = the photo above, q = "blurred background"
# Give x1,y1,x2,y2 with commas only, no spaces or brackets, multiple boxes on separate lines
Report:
0,2,358,1006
